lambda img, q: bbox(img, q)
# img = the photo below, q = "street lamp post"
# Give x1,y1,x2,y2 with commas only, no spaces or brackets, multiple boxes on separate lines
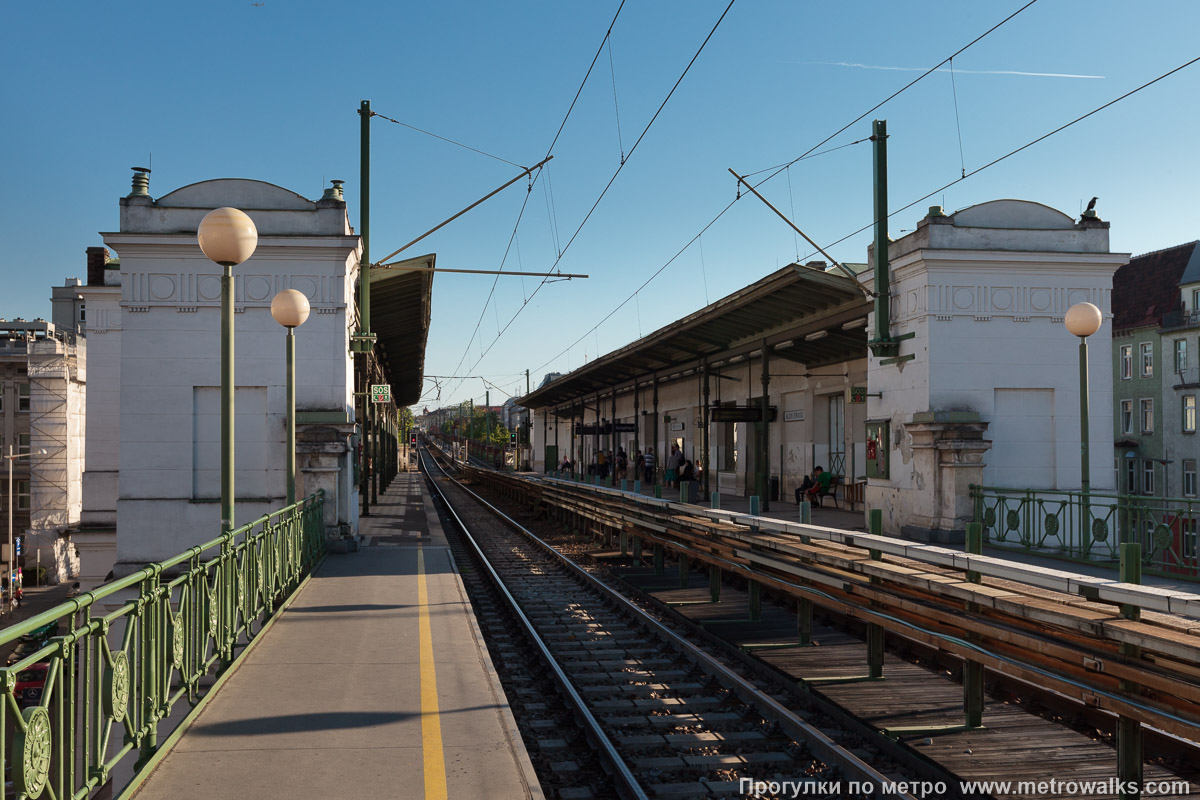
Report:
6,446,47,612
271,290,311,505
1065,302,1103,542
198,208,258,535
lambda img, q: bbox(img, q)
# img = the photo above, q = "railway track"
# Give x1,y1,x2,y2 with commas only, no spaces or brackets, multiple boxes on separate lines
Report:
420,446,938,800
441,444,1200,799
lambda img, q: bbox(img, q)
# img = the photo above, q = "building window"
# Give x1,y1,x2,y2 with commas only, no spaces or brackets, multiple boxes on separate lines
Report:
16,480,29,511
1186,396,1197,433
1140,342,1153,378
1140,398,1154,433
1120,345,1133,380
1185,517,1199,560
17,383,30,412
17,434,30,456
1125,458,1138,494
1177,339,1189,373
1194,289,1200,313
1120,400,1133,434
1143,459,1156,495
79,304,86,323
1184,459,1197,497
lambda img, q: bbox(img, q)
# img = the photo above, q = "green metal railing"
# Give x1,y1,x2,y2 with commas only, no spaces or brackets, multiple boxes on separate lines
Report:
0,490,325,799
970,484,1200,581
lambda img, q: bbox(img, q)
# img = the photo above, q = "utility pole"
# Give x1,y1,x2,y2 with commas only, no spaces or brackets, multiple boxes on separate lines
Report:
869,119,898,359
525,369,531,471
760,339,770,511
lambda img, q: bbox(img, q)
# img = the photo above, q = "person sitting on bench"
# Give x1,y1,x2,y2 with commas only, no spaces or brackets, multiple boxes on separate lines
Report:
794,466,831,504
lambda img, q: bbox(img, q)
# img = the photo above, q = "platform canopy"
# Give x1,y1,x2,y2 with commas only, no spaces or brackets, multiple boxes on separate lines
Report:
370,253,435,406
518,263,872,410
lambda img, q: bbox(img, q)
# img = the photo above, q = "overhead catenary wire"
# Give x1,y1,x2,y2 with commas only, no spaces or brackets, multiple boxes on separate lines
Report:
528,0,1051,376
949,57,967,177
607,35,626,164
444,0,630,402
371,111,525,169
462,0,739,381
794,53,1200,271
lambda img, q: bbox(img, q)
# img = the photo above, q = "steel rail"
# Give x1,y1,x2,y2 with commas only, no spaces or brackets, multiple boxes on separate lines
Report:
422,444,916,799
419,449,649,800
476,467,1200,744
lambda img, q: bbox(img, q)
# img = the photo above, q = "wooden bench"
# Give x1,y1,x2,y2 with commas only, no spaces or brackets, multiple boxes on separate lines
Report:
842,479,866,511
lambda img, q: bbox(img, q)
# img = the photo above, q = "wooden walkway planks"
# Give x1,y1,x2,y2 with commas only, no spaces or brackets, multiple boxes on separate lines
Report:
617,566,1200,800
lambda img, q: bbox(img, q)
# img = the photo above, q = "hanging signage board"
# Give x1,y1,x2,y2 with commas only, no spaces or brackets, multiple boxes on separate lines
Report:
574,422,611,436
710,406,778,423
848,386,868,405
783,410,805,422
612,423,638,433
370,385,391,404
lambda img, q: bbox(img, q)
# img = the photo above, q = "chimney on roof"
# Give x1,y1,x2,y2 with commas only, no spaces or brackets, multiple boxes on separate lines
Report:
129,167,151,198
320,179,346,203
86,247,110,286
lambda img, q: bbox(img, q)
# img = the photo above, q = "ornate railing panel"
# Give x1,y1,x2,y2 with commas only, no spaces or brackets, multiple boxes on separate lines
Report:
0,490,325,799
971,485,1200,580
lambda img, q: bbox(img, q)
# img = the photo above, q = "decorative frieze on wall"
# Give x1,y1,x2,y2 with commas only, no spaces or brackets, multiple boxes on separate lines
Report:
894,284,1110,324
121,271,343,310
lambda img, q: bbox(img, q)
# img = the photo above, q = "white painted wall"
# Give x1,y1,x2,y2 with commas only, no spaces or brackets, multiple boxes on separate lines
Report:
100,179,361,572
864,200,1128,536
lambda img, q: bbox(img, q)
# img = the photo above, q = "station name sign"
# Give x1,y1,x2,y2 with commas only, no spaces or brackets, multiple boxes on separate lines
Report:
710,405,778,423
574,421,638,435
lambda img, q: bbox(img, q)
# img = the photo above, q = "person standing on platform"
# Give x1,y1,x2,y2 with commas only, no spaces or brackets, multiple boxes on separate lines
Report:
616,448,628,481
643,447,656,484
665,443,683,489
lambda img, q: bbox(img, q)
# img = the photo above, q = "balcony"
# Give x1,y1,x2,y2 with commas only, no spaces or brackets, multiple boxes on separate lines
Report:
1172,366,1200,388
1160,308,1200,331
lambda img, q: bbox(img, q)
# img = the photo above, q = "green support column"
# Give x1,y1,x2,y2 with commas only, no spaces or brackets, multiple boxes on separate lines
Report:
749,581,762,622
632,535,642,566
709,564,721,603
797,597,813,646
653,544,664,576
654,484,662,499
285,328,297,505
678,553,690,587
620,530,628,556
711,491,720,509
371,398,380,504
964,521,984,728
221,263,235,535
867,509,885,679
1118,542,1143,800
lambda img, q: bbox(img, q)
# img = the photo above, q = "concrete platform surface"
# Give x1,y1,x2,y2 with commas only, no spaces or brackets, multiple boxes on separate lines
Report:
133,473,542,800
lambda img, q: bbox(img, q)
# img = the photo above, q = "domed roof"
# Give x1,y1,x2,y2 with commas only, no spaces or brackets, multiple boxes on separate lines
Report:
951,199,1075,230
155,179,315,210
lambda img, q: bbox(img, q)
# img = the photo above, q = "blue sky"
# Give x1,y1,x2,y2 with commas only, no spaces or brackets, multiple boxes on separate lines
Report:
3,1,1198,409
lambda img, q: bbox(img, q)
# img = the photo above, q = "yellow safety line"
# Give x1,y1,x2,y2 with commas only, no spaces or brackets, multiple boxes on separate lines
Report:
418,547,448,799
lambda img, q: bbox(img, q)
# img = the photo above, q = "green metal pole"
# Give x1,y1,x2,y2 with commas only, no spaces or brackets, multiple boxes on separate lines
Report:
702,361,710,496
221,263,235,534
797,597,813,646
1078,336,1092,552
371,397,379,504
964,521,983,728
358,99,372,342
286,328,296,506
867,509,884,679
1118,542,1142,799
760,339,770,510
869,119,896,358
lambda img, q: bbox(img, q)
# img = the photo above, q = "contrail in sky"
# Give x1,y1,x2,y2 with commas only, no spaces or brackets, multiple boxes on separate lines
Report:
802,61,1104,79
